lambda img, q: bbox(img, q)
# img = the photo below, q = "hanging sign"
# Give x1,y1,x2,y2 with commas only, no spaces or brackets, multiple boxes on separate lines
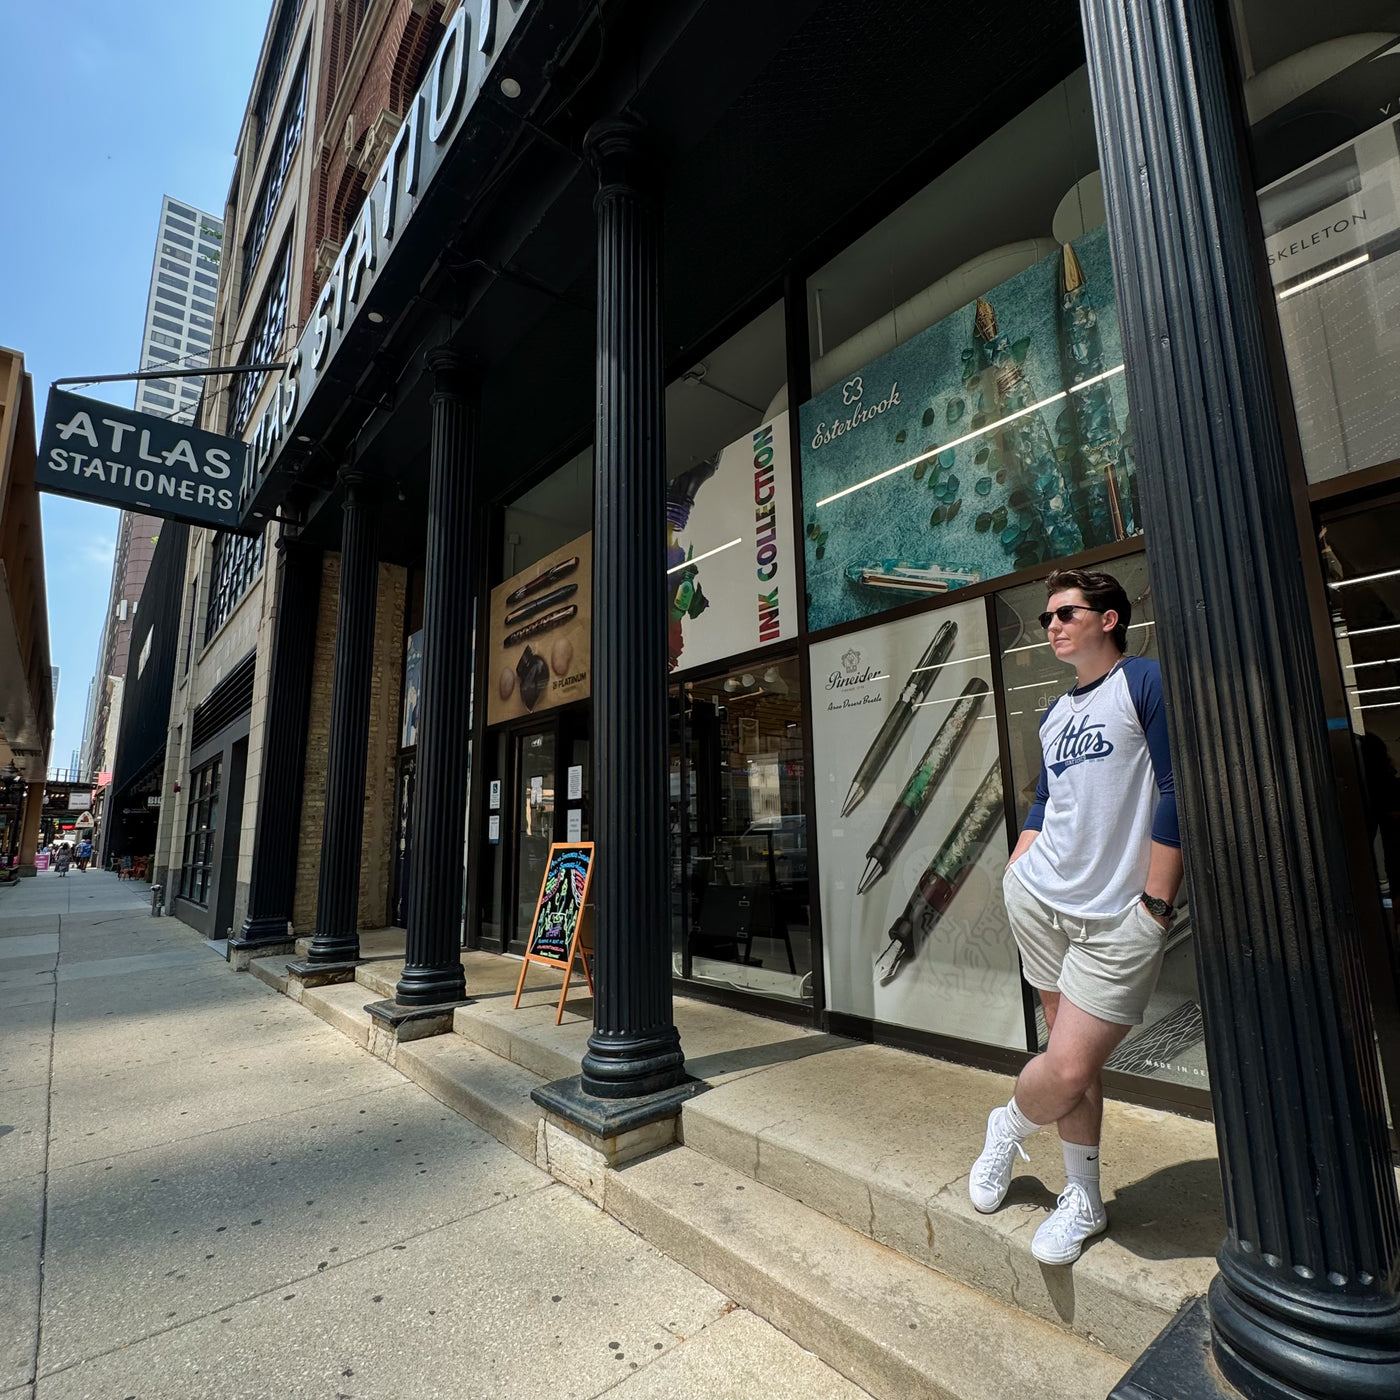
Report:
513,842,595,1025
37,388,245,529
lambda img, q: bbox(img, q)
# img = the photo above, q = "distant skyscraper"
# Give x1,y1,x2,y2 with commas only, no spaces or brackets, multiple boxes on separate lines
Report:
135,197,223,424
81,196,224,786
51,667,59,705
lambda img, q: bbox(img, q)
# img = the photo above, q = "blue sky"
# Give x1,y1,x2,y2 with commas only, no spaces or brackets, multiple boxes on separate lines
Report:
0,2,269,772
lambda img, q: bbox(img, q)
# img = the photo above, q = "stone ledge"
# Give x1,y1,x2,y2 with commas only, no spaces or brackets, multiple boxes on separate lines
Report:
604,1143,1128,1400
300,982,375,1047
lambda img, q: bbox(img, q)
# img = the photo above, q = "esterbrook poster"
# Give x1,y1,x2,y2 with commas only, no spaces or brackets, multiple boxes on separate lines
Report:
487,533,592,726
808,597,1024,1050
799,224,1138,633
667,412,797,673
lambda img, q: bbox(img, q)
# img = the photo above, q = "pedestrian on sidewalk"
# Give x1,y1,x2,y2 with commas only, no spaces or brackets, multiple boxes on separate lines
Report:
55,843,71,877
76,837,93,871
968,568,1182,1264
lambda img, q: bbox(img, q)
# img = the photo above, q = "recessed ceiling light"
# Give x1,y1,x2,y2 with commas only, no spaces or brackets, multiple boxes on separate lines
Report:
367,310,384,324
499,76,521,99
295,434,311,442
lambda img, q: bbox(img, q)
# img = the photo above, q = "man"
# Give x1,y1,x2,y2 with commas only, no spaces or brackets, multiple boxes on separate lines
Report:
969,567,1182,1264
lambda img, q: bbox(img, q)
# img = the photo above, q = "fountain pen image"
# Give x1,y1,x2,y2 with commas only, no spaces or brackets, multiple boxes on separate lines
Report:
876,760,1004,984
840,619,958,817
857,678,989,895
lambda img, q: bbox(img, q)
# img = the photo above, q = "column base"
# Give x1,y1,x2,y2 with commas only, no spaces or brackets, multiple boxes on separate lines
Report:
580,1025,686,1100
1209,1261,1400,1400
364,998,468,1063
1110,1296,1243,1400
394,964,467,1007
531,1075,705,1207
304,933,361,964
285,958,363,998
532,1073,704,1139
226,937,296,971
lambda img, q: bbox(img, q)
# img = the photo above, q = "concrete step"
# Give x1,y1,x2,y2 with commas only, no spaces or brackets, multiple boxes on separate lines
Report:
605,1142,1126,1400
355,958,402,999
299,981,374,1047
678,1050,1219,1364
393,1033,543,1164
247,954,289,996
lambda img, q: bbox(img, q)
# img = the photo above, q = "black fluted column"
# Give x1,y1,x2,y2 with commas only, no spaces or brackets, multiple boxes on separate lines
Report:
232,530,321,951
1081,2,1400,1397
578,119,685,1101
395,353,476,1007
307,474,380,964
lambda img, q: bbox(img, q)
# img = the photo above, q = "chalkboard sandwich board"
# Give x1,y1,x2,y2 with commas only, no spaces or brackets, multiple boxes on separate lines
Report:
513,842,595,1025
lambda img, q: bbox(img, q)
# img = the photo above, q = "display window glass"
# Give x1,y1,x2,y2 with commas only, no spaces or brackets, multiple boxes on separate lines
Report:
996,558,1208,1089
670,656,813,1004
1322,501,1400,937
498,446,593,584
1228,6,1400,487
809,597,1023,1048
800,70,1140,634
665,303,797,672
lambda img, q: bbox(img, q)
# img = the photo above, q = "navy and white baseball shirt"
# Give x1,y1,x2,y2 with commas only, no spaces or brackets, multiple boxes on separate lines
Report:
1009,654,1179,919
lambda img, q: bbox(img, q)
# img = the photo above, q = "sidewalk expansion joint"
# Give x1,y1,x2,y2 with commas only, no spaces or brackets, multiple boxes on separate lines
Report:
577,1298,739,1400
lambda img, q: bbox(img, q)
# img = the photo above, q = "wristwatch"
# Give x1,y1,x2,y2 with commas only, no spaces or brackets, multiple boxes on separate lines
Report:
1140,893,1174,922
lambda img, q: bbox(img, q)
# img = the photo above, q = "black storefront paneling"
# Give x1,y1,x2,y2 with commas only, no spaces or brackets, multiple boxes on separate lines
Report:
191,652,256,751
106,521,189,861
173,652,257,938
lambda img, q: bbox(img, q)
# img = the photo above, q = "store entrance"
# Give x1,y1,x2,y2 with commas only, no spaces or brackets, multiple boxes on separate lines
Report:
490,706,592,955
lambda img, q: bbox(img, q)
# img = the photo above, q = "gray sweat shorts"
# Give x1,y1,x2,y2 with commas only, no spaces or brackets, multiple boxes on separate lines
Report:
1002,867,1168,1027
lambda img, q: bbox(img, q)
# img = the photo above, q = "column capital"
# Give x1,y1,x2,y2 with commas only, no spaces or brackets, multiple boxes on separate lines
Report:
424,348,477,402
583,118,660,198
337,468,374,505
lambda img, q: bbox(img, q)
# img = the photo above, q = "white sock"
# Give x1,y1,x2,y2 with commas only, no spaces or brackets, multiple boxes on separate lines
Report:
1062,1140,1103,1208
1003,1096,1042,1142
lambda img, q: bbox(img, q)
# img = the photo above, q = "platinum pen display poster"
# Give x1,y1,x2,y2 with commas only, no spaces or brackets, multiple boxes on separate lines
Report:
800,224,1138,633
809,599,1024,1048
668,412,797,674
487,532,592,726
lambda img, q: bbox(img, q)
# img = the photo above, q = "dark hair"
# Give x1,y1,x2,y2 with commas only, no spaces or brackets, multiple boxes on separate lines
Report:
1045,568,1130,652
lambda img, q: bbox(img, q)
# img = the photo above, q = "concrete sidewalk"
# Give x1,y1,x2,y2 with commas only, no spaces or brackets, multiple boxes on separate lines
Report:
1,871,869,1400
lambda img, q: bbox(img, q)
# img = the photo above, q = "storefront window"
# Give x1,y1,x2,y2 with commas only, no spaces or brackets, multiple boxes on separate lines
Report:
666,303,797,673
671,656,812,1004
1322,502,1400,928
809,597,1023,1048
178,756,221,904
498,446,592,583
996,559,1207,1089
801,69,1139,634
1230,7,1400,486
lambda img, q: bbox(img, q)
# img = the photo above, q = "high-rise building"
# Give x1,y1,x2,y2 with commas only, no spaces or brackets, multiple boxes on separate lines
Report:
135,197,223,425
81,197,223,806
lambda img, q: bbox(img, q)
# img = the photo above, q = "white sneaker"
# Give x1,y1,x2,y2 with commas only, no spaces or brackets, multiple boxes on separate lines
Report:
1030,1182,1108,1264
968,1107,1030,1213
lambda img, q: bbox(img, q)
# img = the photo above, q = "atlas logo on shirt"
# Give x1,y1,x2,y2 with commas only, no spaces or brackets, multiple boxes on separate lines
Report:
1048,715,1115,776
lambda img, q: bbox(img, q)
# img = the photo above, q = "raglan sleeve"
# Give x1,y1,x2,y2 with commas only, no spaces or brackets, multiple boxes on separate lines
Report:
1022,706,1053,833
1130,659,1180,848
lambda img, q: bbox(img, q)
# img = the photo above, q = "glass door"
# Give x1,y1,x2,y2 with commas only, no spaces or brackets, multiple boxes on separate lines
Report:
510,726,557,951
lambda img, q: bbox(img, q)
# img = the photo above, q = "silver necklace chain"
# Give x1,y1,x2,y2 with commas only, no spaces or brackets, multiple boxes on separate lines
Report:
1067,659,1124,713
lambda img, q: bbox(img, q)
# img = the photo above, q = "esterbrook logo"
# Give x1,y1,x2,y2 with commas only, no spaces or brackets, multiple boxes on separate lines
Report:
1047,716,1114,776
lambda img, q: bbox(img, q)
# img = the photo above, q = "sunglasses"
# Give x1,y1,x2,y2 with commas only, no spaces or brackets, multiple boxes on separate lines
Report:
1038,604,1104,630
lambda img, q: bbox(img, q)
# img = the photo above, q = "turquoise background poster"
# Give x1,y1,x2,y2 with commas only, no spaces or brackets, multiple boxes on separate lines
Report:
799,225,1138,633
